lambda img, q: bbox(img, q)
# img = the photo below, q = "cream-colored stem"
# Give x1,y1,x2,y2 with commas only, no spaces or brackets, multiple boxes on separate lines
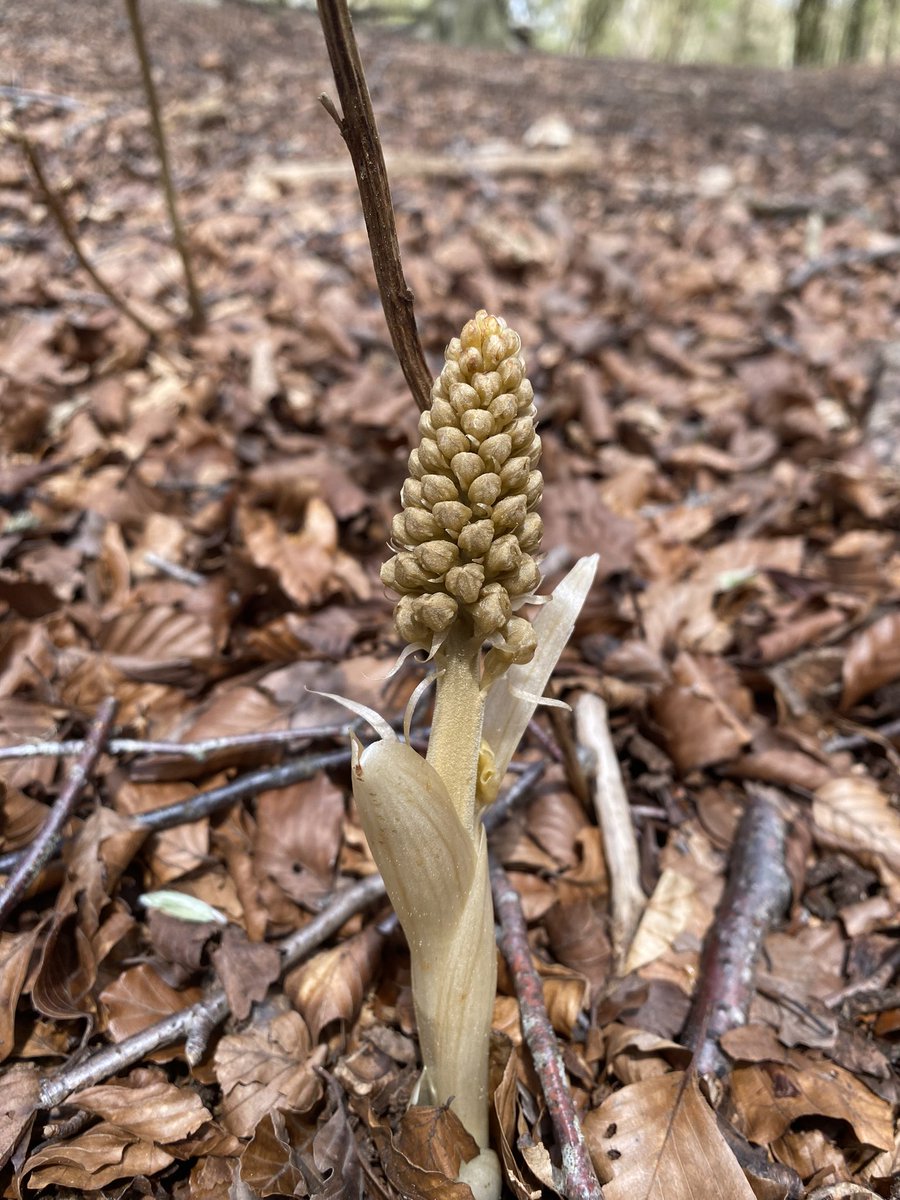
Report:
427,626,484,832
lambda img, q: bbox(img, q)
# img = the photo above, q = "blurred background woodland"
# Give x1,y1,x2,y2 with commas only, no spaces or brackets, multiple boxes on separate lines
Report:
261,0,900,68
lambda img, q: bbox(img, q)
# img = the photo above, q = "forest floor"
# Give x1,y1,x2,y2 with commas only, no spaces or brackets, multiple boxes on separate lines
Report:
1,0,900,1196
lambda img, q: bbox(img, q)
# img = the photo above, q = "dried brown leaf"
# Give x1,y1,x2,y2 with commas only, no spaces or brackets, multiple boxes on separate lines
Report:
214,1008,325,1137
0,928,41,1063
730,1056,894,1151
211,925,282,1021
651,652,754,773
813,776,900,876
76,1070,211,1142
369,1106,477,1200
100,963,202,1047
0,1061,39,1169
22,1122,174,1190
254,771,345,904
583,1071,756,1199
239,1108,315,1197
285,924,384,1040
841,611,900,709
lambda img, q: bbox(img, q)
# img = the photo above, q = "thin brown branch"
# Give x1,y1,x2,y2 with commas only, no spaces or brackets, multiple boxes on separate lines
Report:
0,698,117,928
490,859,604,1200
0,746,352,876
7,124,161,341
39,873,387,1110
0,721,357,765
123,0,206,332
682,786,791,1077
316,0,432,413
786,238,900,291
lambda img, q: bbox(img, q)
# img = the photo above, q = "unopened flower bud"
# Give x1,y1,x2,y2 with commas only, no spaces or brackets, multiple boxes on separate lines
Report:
492,494,527,533
446,563,485,606
419,592,458,632
422,474,459,506
468,473,501,508
458,520,495,558
382,310,543,661
451,452,485,491
484,534,521,578
432,500,472,533
415,540,459,575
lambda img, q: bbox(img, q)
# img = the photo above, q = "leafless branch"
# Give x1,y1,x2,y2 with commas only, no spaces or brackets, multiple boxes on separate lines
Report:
316,0,432,413
39,873,387,1109
0,746,352,876
786,239,900,291
0,721,357,765
683,785,791,1076
123,0,206,332
490,858,604,1200
574,693,645,970
7,124,161,341
0,699,117,927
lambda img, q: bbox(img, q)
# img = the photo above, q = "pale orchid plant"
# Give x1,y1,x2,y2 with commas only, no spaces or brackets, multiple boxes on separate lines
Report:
327,313,596,1200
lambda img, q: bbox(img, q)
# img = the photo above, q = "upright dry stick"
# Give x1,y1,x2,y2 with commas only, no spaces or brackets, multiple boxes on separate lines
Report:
574,692,645,969
0,699,117,927
8,125,160,341
316,0,432,412
123,0,205,332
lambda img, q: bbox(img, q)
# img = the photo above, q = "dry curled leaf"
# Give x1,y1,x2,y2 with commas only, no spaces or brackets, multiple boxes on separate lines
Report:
214,1008,325,1137
583,1071,756,1199
369,1106,478,1200
285,923,384,1041
813,776,900,877
22,1123,174,1191
76,1070,211,1143
840,612,900,708
211,925,281,1022
99,963,202,1046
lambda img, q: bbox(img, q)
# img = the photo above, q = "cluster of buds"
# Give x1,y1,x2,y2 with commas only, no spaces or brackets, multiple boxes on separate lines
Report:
381,311,543,667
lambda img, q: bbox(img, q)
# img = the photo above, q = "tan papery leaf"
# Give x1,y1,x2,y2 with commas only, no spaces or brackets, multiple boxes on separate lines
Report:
369,1107,477,1200
100,963,202,1047
239,1108,315,1197
841,611,900,708
285,922,383,1040
76,1071,211,1143
23,1123,174,1190
214,1008,325,1137
583,1071,756,1199
813,775,900,876
0,928,41,1063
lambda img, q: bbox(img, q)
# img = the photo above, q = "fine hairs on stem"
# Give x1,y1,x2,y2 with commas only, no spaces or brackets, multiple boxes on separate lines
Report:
340,311,598,1200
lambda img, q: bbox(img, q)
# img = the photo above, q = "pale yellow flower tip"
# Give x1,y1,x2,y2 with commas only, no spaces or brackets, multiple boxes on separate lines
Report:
382,311,543,659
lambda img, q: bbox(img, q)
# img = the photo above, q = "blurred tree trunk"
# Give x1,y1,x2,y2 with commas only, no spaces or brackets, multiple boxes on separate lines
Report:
662,0,698,60
430,0,516,48
577,0,622,53
731,0,756,61
840,0,870,59
793,0,828,63
887,0,900,60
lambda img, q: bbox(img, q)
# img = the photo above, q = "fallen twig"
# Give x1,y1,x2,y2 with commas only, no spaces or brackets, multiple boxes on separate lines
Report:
490,858,604,1200
39,873,387,1109
574,692,645,970
0,746,352,875
0,699,117,928
316,0,432,413
786,239,900,291
123,0,206,331
0,721,357,764
143,551,205,587
824,714,900,755
6,123,161,341
682,785,791,1076
40,766,546,1108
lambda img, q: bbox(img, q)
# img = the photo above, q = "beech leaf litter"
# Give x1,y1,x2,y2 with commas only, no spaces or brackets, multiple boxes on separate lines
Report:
1,0,900,1196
